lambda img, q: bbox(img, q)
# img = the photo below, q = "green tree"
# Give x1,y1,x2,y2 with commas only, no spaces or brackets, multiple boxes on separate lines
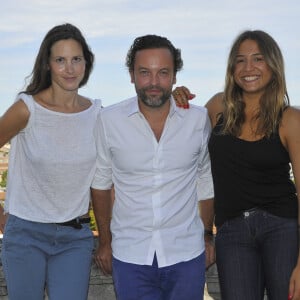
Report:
0,170,7,188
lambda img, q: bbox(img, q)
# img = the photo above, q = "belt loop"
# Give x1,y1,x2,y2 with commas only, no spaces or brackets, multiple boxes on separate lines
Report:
74,218,82,229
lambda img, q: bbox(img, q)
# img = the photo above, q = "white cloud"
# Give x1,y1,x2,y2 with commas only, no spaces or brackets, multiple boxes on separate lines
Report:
0,0,300,112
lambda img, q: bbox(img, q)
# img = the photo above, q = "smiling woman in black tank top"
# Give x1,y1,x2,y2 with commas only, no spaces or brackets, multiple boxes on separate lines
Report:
173,30,300,300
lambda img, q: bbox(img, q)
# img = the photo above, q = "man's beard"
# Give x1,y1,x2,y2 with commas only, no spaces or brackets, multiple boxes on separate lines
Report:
136,85,172,108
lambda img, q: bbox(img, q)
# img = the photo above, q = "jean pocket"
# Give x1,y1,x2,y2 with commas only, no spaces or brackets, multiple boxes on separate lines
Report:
216,216,240,234
3,214,20,235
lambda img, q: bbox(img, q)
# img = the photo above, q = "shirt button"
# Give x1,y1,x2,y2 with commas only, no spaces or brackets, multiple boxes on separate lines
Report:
244,212,249,217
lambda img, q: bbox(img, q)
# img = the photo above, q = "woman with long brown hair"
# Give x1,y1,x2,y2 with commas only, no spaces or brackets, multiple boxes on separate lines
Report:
174,30,300,300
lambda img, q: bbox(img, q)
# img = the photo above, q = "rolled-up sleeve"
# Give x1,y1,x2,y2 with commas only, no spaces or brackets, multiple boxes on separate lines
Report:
196,111,214,200
91,112,113,190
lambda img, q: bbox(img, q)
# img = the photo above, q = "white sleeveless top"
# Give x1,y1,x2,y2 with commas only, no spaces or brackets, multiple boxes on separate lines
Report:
5,93,102,223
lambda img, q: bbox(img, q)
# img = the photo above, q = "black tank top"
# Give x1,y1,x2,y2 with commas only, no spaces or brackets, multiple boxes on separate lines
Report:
209,117,297,227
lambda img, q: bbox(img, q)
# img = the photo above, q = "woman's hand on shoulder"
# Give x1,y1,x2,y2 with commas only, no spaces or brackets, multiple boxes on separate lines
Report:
172,86,196,109
0,99,30,147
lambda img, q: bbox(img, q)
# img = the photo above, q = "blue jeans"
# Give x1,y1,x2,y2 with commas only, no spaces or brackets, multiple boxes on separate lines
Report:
112,252,206,300
215,209,298,300
1,215,94,300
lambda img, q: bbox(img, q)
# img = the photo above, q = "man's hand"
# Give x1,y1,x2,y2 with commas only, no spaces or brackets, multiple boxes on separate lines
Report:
199,198,215,268
91,188,113,276
204,232,215,269
94,241,112,276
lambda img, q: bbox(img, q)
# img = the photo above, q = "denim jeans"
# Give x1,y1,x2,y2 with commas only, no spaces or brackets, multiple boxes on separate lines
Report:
215,209,298,300
1,214,94,300
112,252,206,300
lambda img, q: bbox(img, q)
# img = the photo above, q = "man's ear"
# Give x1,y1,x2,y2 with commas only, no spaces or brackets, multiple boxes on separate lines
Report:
173,75,177,85
130,71,135,83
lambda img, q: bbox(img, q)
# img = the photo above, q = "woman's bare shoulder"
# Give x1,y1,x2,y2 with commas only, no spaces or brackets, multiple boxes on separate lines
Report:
0,99,30,146
281,106,300,125
205,92,224,126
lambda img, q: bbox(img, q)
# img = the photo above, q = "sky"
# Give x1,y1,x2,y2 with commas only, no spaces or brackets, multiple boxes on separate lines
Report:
0,0,300,114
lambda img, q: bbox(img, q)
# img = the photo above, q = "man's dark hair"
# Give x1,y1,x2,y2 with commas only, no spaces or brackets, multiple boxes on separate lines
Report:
126,34,183,73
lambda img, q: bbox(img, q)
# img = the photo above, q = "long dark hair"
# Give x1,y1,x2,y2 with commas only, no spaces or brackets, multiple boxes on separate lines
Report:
126,34,183,73
24,23,94,95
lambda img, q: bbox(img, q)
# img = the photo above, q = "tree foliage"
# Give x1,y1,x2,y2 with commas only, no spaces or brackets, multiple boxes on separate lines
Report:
0,170,7,188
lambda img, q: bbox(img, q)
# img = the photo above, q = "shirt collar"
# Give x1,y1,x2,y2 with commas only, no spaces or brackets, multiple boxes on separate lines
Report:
126,95,185,118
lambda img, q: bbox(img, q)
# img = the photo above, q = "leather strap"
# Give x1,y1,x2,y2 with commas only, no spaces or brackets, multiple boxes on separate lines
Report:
56,217,91,229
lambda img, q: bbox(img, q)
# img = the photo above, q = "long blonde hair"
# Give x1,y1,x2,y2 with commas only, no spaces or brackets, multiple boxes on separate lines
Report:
222,30,289,137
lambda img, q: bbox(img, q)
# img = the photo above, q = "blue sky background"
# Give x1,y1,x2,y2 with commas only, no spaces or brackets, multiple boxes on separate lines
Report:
0,0,299,114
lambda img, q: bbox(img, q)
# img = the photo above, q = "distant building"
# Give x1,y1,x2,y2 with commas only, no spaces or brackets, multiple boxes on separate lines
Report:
0,143,9,165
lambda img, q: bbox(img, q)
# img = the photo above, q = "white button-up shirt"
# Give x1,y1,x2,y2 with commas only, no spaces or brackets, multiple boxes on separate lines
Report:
92,96,214,267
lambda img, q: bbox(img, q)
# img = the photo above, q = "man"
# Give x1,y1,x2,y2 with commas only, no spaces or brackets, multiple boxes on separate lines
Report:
91,34,214,300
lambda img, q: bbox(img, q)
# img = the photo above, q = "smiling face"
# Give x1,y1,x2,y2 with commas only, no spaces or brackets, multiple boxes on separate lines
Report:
130,48,177,108
49,39,86,92
233,39,273,98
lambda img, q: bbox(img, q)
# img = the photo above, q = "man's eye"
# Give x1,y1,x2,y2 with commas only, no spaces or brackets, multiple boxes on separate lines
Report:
160,70,169,76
